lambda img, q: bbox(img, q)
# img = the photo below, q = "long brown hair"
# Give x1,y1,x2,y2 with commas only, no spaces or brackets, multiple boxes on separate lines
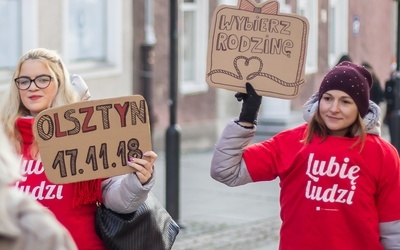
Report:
304,107,367,150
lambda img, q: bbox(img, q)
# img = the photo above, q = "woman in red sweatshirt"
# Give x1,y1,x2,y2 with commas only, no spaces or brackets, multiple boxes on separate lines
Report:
0,48,157,249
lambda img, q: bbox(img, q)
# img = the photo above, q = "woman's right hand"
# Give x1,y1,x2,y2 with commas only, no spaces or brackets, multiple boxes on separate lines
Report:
235,82,262,126
127,151,157,185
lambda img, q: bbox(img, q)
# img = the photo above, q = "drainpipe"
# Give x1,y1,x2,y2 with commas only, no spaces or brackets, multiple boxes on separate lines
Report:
166,0,181,222
141,0,157,139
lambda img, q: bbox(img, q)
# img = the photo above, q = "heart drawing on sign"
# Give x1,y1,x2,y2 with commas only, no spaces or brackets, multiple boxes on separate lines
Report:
207,55,304,89
207,55,263,81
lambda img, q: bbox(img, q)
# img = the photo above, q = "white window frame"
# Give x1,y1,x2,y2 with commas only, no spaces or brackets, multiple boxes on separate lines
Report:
218,0,236,5
297,0,318,74
21,0,39,55
62,0,123,79
328,0,348,68
0,0,38,91
179,0,209,95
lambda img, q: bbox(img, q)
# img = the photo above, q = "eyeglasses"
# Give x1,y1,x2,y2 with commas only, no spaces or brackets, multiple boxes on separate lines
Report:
14,75,53,90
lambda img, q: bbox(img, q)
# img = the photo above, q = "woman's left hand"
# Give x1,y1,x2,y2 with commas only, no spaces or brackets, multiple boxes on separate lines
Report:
127,151,157,185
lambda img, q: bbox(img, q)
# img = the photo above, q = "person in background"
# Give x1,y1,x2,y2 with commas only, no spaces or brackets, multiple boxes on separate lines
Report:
362,62,384,106
384,62,400,144
336,54,352,65
0,48,157,250
210,61,400,249
0,122,77,250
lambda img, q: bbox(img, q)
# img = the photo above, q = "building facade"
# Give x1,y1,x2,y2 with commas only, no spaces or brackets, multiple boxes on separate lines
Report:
0,0,397,153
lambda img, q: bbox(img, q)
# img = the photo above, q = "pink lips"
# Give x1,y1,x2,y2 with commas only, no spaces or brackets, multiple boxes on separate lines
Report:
326,115,342,122
29,95,42,100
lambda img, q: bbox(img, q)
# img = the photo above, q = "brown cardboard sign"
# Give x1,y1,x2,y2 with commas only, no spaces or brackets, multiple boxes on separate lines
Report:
206,0,309,99
33,95,152,184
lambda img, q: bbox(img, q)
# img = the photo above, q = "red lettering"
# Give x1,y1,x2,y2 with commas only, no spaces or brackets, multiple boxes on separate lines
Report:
114,102,129,127
79,107,97,132
54,113,67,137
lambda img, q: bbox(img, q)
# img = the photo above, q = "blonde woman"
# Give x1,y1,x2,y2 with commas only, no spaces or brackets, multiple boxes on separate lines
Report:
0,48,157,250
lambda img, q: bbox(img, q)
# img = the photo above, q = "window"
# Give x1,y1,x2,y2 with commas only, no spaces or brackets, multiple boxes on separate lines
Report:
67,0,106,62
328,0,348,67
63,0,122,77
218,0,236,5
297,0,318,74
0,0,37,88
180,0,209,94
0,0,21,70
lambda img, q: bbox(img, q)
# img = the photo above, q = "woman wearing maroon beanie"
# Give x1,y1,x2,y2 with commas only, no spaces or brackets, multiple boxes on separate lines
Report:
211,61,400,249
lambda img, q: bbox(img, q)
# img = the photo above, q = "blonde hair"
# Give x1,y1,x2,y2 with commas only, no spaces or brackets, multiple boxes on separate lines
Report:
304,107,367,150
0,48,79,157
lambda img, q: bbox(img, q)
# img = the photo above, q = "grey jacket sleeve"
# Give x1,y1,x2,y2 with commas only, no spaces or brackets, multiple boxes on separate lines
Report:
101,170,155,214
380,220,400,249
210,120,254,187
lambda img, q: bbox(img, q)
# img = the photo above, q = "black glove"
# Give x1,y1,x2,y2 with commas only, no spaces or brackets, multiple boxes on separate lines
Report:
235,82,262,125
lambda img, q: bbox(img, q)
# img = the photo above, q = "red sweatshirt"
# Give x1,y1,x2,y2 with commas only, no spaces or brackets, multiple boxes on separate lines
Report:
243,123,400,250
15,117,104,250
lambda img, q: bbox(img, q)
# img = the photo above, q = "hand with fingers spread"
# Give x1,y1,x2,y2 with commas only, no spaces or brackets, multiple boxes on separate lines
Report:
127,151,157,185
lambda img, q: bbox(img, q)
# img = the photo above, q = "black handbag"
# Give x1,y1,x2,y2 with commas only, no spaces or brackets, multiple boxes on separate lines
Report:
95,192,180,250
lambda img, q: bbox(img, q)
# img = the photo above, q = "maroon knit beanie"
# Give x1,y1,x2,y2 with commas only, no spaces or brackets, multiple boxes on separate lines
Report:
318,61,373,117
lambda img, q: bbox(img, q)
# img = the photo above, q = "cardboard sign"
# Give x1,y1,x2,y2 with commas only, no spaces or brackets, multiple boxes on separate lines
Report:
33,95,152,184
206,0,309,99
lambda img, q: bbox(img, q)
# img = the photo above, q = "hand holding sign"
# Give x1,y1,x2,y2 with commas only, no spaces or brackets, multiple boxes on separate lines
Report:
236,82,262,125
127,151,156,184
206,0,309,99
33,95,152,184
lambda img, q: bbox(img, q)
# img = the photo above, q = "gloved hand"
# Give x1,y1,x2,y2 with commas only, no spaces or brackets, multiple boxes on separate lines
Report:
235,82,262,125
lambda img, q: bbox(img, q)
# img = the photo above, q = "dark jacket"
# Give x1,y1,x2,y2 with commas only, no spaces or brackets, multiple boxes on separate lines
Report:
370,78,384,105
384,77,397,123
